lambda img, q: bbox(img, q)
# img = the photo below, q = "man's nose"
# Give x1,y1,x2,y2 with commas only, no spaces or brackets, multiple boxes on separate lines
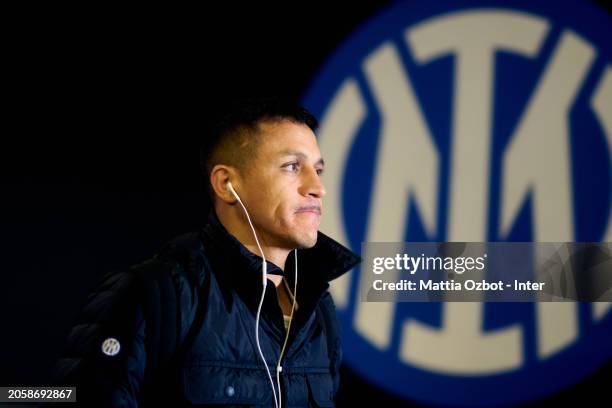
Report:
300,167,326,198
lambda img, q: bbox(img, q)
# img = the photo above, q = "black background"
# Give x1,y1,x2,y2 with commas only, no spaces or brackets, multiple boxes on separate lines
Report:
1,1,611,406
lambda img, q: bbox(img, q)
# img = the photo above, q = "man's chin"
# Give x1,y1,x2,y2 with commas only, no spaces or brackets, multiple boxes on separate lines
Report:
291,232,318,250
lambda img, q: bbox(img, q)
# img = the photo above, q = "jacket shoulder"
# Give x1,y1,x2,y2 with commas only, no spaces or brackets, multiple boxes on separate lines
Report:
52,267,146,406
58,269,142,364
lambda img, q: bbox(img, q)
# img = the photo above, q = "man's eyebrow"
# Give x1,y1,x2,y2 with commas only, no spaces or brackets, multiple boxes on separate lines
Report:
278,150,325,167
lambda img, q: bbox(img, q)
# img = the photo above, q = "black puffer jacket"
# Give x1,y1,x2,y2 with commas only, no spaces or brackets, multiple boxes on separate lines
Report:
52,211,360,407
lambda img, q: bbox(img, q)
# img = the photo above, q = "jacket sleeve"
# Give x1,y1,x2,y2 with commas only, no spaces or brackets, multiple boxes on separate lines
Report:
51,270,147,407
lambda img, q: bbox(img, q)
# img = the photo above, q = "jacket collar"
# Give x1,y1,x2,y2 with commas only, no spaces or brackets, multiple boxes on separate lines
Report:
199,210,361,315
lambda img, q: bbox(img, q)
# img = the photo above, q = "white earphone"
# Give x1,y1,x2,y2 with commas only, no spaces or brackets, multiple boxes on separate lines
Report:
226,181,297,408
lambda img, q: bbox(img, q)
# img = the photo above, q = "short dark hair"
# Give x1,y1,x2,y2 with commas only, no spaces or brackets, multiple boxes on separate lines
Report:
200,97,319,201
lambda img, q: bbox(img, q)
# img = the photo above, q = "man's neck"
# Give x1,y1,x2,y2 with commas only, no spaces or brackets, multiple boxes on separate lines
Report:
265,274,283,287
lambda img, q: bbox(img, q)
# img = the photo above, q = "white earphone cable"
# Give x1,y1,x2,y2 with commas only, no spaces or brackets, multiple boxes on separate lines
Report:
228,182,279,408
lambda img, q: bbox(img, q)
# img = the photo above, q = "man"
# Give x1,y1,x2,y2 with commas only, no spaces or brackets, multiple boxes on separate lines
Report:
52,98,361,407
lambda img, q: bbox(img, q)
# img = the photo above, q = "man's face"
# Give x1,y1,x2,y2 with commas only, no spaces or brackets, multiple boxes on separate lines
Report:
236,120,326,250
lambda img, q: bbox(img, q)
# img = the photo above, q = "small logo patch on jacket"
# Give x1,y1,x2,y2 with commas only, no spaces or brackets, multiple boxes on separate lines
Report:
101,337,121,356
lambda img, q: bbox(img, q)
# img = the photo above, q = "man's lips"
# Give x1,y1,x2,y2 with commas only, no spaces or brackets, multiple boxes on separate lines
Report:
296,205,322,216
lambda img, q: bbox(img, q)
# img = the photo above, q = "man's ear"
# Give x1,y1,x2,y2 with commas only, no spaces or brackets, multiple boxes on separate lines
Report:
210,165,237,204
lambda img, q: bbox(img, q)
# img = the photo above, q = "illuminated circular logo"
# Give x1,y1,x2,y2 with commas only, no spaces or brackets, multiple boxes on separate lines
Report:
304,0,611,405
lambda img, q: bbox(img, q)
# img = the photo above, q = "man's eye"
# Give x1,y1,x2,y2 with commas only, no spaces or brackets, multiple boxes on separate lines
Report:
316,168,324,175
284,163,300,172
